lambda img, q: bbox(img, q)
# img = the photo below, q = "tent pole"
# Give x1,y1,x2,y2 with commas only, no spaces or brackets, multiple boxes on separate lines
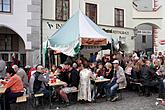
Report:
111,43,113,54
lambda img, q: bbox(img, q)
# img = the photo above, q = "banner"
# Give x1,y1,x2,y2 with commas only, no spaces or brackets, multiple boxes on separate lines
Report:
81,38,107,46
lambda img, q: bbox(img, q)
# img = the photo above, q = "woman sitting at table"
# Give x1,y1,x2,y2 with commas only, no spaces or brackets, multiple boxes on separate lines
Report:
0,67,24,110
78,63,95,102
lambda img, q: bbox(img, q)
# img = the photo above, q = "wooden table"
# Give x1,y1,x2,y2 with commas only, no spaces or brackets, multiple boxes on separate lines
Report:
48,81,66,87
95,78,110,83
93,78,110,101
0,87,6,94
48,80,65,109
0,87,6,110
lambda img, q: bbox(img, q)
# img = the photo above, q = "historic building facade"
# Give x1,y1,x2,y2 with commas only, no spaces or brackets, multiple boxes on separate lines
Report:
0,0,41,66
42,0,164,56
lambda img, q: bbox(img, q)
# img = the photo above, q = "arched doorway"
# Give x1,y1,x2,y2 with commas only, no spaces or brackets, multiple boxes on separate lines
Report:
135,23,160,56
0,26,26,67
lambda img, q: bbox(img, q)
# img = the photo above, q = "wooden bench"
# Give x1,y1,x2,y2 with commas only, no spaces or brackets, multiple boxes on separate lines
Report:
16,96,27,103
10,96,28,110
67,89,79,103
33,93,44,109
34,93,44,97
130,81,144,96
117,87,126,100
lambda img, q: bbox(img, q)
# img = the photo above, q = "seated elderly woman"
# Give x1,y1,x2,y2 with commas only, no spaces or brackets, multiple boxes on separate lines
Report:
0,67,24,110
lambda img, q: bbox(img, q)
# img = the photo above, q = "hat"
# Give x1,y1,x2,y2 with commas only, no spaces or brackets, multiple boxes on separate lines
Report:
112,60,119,64
63,61,71,65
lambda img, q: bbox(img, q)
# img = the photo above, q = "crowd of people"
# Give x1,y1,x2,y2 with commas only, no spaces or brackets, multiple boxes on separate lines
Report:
0,51,165,110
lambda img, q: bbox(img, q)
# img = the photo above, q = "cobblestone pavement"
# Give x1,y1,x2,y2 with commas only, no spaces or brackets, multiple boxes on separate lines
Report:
37,91,165,110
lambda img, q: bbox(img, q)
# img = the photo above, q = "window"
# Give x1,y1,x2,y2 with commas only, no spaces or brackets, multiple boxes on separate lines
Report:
0,34,19,51
86,3,97,23
56,0,69,21
0,0,11,13
142,35,146,43
115,8,124,27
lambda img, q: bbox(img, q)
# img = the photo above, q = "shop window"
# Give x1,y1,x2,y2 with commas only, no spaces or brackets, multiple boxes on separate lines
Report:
86,3,97,23
0,0,11,13
56,0,69,21
115,8,124,27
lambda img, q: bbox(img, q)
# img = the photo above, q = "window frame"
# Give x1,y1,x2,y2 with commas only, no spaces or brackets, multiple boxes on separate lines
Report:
55,0,70,21
85,3,97,24
114,8,124,27
0,0,11,13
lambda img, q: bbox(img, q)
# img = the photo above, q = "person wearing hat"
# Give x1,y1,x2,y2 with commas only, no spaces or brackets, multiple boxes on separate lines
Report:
105,60,127,101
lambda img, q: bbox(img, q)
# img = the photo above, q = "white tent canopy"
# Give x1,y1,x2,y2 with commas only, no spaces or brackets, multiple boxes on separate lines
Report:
48,10,112,56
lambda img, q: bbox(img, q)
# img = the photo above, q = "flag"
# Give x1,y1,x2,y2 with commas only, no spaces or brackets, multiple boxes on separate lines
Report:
44,41,49,68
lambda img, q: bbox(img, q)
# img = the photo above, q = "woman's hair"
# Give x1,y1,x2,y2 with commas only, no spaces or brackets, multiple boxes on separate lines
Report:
134,61,142,72
105,62,112,68
6,67,16,76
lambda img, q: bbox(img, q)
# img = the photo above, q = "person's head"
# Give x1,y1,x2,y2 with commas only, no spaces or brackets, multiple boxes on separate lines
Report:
105,62,112,70
90,53,93,57
145,60,151,67
126,61,133,67
83,63,89,69
112,60,119,69
159,52,162,56
154,59,160,67
36,64,44,73
90,62,97,68
95,52,98,56
72,62,78,69
12,65,19,72
77,64,83,71
63,61,72,70
98,63,103,69
51,65,56,72
6,67,16,78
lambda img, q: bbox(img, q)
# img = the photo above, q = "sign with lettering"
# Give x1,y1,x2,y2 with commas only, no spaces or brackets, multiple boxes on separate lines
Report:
137,30,152,35
102,28,129,35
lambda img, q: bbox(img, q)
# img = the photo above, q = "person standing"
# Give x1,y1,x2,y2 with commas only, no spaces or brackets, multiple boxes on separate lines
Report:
78,64,95,102
0,54,6,79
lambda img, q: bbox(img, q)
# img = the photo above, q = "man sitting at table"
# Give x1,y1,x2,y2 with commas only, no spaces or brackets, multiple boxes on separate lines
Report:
0,67,24,110
105,60,127,101
58,62,80,105
33,65,49,97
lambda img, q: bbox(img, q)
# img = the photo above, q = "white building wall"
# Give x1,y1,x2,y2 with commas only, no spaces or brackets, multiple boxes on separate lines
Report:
0,0,32,50
43,0,136,53
43,0,165,54
156,0,165,52
0,0,41,66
